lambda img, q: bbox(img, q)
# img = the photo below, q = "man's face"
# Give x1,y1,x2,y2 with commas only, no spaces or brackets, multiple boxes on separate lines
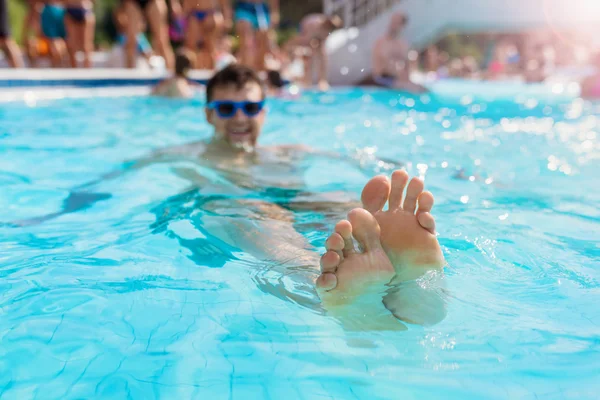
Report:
205,82,266,152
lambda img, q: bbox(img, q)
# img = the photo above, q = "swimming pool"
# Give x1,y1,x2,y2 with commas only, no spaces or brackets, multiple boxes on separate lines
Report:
1,81,599,399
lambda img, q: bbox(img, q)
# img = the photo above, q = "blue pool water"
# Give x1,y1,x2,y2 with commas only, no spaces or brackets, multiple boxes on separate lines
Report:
1,81,599,399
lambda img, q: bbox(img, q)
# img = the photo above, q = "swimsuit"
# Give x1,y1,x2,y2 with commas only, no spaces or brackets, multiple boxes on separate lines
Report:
41,4,66,39
169,16,186,42
0,0,10,39
118,32,152,54
234,1,270,31
190,10,214,22
66,7,91,23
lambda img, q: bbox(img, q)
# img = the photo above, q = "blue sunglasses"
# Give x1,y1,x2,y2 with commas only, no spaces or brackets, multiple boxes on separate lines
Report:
207,100,266,118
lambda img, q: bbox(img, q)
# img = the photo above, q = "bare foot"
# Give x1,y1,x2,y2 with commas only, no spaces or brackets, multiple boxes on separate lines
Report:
316,209,404,330
361,170,445,282
316,209,394,301
361,170,447,325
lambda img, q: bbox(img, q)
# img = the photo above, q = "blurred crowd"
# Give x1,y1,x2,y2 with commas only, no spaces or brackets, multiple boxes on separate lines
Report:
0,0,342,88
2,0,600,96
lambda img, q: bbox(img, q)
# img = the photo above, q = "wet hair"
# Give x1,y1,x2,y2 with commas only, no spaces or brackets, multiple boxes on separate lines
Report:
266,70,285,89
175,50,193,77
206,64,266,102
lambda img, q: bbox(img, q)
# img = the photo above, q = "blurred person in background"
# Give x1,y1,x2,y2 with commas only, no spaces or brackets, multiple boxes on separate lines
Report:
123,0,174,70
167,0,185,50
448,58,464,77
152,48,199,97
214,34,236,70
0,0,25,67
182,0,231,69
234,0,279,71
21,0,43,67
284,13,342,91
423,45,439,74
113,0,154,67
64,0,95,67
462,56,479,79
40,0,69,67
372,12,427,93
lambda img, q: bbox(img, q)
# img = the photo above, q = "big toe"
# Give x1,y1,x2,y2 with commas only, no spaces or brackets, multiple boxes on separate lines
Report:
361,175,391,214
347,208,382,252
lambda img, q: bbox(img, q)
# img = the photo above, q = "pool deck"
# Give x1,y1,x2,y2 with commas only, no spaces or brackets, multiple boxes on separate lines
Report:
0,68,215,88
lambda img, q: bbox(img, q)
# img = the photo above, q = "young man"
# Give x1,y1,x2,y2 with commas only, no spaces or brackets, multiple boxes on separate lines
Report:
163,64,446,328
372,12,427,93
0,0,25,67
234,0,279,71
284,14,342,91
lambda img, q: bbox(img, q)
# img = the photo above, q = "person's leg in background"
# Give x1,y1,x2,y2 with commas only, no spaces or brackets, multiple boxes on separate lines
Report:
254,3,272,71
0,0,25,67
21,0,42,67
255,28,269,71
64,8,79,67
145,0,174,69
77,4,96,68
234,5,255,68
124,0,144,68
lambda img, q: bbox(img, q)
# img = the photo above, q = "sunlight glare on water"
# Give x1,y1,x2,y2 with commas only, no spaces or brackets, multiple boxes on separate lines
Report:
0,81,599,399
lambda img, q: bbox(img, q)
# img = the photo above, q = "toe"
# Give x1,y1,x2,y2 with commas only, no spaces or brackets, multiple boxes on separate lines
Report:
417,212,436,234
325,233,344,252
388,170,409,210
320,250,340,273
335,219,356,257
361,175,391,214
347,208,382,252
417,191,434,214
403,177,424,214
316,273,337,291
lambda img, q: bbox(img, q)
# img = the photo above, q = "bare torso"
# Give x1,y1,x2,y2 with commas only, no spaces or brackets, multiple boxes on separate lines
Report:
159,141,312,190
